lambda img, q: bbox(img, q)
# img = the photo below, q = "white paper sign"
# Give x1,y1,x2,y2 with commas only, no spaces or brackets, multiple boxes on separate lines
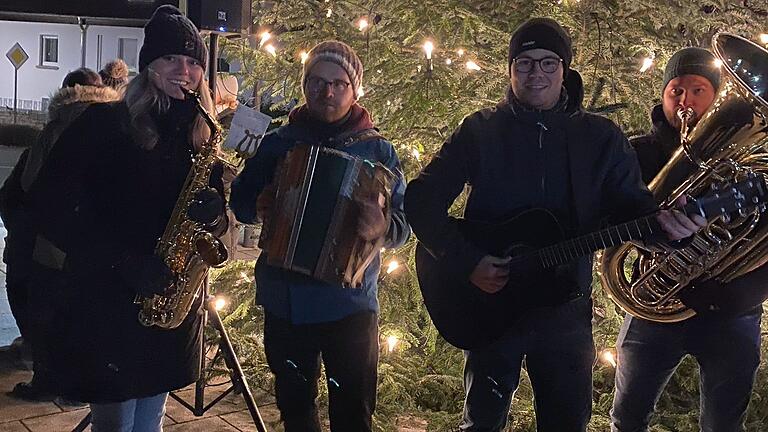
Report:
223,104,272,159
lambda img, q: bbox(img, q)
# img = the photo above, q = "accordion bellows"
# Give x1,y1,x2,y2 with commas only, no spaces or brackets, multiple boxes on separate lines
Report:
260,144,395,288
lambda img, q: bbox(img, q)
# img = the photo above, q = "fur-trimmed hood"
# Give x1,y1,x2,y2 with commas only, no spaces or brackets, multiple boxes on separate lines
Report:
18,85,120,192
48,84,120,121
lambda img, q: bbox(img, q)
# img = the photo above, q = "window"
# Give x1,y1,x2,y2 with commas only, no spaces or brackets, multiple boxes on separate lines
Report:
118,38,139,71
40,35,58,67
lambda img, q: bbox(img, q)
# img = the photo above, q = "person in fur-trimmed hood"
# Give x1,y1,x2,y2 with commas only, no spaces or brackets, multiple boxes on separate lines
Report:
21,68,120,191
0,67,118,404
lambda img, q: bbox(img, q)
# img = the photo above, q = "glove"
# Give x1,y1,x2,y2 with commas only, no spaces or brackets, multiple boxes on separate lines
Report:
116,254,174,297
187,188,225,226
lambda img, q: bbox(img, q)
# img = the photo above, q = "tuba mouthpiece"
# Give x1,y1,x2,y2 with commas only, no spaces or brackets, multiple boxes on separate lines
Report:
677,106,695,121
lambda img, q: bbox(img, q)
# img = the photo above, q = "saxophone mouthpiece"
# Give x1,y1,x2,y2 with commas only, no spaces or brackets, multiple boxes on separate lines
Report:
181,87,199,101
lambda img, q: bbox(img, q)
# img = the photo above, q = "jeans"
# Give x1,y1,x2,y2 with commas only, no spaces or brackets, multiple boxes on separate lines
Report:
460,297,595,432
90,392,168,432
611,312,762,432
264,311,379,432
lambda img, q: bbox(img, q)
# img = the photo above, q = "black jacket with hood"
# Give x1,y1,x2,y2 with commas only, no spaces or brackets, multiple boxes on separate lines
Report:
405,71,658,307
0,85,120,279
632,105,768,318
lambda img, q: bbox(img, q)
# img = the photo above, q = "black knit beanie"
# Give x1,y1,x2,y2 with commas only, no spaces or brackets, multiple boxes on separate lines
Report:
662,47,721,94
508,17,572,76
139,5,207,72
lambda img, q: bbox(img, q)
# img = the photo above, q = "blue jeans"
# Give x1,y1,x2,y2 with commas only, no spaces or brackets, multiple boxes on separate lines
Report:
461,297,595,432
611,312,762,432
90,392,168,432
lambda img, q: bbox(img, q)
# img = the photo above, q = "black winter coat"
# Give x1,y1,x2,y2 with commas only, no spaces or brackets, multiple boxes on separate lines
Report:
26,99,225,402
405,71,658,303
632,105,768,318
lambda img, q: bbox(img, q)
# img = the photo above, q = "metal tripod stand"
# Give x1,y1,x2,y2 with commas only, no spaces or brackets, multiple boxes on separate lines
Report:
169,292,268,432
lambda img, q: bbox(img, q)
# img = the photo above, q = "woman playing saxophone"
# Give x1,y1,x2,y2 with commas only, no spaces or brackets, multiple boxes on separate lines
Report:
23,6,228,431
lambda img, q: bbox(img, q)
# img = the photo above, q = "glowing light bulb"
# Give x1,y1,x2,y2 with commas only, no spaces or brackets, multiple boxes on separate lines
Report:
713,58,723,68
423,41,434,60
326,8,332,17
466,60,481,71
386,335,399,352
386,260,400,274
600,349,617,368
639,57,654,73
445,58,452,65
264,43,277,57
214,297,227,311
258,31,271,48
357,18,369,31
412,149,421,160
357,86,365,98
457,49,465,57
300,50,309,64
760,33,768,45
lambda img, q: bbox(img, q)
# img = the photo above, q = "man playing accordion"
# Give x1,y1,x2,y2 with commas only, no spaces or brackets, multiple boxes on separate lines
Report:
230,40,410,432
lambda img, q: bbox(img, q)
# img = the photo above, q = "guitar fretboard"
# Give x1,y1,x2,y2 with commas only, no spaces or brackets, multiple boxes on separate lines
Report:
537,215,659,268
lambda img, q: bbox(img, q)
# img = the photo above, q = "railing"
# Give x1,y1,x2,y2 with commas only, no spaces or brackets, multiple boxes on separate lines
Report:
0,98,46,112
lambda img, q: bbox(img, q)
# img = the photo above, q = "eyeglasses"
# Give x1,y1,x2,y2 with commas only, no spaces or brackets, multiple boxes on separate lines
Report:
306,76,351,94
513,57,563,74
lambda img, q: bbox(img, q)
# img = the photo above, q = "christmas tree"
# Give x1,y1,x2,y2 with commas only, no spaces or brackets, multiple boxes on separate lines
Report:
210,1,768,430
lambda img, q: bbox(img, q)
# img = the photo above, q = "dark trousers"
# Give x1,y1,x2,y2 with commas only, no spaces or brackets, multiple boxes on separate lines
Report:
263,311,379,432
611,312,762,432
5,272,30,339
26,266,68,387
460,297,595,432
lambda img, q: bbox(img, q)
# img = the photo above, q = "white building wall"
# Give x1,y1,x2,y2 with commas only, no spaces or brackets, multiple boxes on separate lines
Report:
0,20,143,109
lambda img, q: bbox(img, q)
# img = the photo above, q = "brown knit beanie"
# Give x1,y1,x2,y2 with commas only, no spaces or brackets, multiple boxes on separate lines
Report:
302,40,363,99
99,59,129,89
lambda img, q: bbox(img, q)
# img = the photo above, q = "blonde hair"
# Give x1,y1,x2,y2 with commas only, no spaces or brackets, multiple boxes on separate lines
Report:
123,69,213,151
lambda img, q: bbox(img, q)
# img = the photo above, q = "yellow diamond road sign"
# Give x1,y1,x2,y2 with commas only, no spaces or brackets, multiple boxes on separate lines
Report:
6,43,29,70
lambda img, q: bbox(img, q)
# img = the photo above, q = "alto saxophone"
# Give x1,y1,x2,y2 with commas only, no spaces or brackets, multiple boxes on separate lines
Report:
135,88,229,329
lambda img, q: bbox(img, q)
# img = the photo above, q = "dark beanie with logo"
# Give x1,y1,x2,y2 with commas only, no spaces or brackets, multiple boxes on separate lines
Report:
662,47,721,94
139,5,207,72
508,17,573,77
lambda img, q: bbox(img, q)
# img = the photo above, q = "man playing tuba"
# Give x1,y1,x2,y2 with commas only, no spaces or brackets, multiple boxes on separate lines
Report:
611,47,768,432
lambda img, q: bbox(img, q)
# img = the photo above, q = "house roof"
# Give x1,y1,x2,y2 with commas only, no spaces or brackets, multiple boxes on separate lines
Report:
0,0,179,27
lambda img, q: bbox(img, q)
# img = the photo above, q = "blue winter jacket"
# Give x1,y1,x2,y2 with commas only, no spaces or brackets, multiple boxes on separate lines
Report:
230,110,410,324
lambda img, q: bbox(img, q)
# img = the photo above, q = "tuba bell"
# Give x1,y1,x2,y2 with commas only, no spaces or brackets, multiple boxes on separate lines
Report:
600,32,768,322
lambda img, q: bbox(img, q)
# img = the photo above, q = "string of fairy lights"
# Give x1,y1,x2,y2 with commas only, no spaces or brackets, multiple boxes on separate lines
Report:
238,12,768,362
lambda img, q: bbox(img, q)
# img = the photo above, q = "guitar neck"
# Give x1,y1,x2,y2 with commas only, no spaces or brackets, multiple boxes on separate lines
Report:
536,214,660,268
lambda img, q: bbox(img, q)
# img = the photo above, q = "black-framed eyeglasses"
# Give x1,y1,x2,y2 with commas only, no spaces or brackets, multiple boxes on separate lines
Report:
513,57,563,73
306,76,351,94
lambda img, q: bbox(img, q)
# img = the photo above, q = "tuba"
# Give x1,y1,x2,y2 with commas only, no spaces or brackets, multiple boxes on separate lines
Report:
135,88,229,329
600,33,768,322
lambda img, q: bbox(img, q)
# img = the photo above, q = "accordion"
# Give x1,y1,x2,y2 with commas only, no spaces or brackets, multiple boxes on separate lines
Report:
260,144,395,287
